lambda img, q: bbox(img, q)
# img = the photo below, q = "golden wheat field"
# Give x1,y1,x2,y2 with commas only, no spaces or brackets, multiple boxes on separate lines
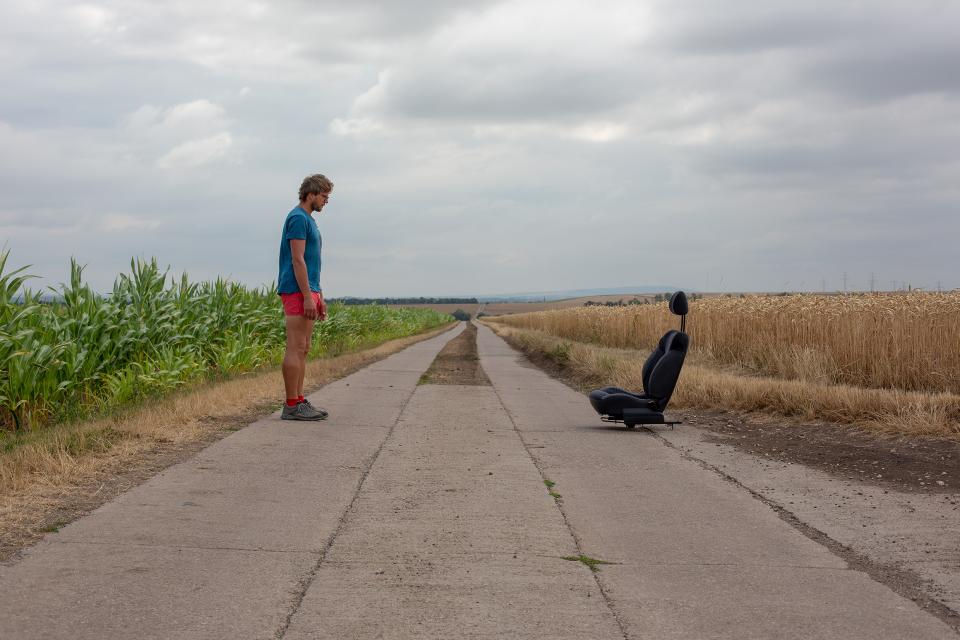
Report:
490,292,960,395
388,294,658,317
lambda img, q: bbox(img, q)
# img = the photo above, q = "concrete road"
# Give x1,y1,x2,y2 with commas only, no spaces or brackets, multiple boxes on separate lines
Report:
0,322,954,639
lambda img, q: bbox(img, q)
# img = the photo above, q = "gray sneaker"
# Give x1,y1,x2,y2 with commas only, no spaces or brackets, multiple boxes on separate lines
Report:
282,402,325,421
301,398,329,419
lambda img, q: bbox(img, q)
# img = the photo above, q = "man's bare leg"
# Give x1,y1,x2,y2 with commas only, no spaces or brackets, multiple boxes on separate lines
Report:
297,334,312,398
283,315,315,400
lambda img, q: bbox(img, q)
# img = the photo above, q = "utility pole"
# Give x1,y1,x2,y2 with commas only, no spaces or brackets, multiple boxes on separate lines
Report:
869,272,876,292
821,277,826,293
842,272,848,292
937,281,942,292
890,280,897,292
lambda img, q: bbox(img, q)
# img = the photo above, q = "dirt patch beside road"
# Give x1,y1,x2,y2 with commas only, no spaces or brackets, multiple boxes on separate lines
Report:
692,413,959,494
419,322,490,386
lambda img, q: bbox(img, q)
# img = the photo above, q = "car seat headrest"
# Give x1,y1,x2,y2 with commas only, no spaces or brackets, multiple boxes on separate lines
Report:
669,291,688,316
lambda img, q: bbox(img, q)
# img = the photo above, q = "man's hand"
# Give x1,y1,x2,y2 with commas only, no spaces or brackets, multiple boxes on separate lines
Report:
303,295,319,320
318,295,328,321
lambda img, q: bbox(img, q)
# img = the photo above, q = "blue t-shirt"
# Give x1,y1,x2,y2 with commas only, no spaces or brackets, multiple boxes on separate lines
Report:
277,206,322,294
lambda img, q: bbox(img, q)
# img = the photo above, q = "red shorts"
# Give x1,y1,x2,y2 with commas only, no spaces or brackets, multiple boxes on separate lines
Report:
280,291,321,316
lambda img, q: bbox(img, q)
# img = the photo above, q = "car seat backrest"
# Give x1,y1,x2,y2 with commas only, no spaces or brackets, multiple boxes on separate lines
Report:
646,332,689,411
642,330,677,393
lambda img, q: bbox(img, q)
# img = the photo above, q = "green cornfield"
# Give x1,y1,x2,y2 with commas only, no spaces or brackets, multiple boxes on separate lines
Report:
0,252,451,432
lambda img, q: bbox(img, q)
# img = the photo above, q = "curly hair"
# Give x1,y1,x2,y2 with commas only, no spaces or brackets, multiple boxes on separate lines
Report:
299,174,334,202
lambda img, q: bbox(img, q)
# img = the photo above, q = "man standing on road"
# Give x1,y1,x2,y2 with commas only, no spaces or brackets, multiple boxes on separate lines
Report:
278,174,333,421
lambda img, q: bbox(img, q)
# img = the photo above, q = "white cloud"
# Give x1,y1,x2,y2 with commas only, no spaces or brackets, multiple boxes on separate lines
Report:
123,99,229,141
162,100,226,131
156,132,233,169
571,122,629,143
119,99,235,169
330,117,383,137
100,214,162,232
69,4,123,34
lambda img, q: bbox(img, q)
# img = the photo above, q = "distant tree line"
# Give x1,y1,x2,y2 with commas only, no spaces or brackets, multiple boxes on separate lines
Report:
651,292,700,302
583,297,648,307
583,292,700,307
334,297,479,305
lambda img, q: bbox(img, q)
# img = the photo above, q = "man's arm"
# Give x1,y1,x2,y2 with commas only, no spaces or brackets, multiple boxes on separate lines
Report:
317,289,327,321
289,239,318,320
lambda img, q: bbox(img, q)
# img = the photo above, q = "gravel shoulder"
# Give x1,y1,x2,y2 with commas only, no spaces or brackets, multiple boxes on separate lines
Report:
661,419,960,629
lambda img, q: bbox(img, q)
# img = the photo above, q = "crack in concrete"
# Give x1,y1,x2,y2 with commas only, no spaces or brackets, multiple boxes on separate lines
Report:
52,540,321,555
273,420,406,639
647,428,960,636
309,551,577,564
488,382,632,640
596,561,867,570
273,328,461,639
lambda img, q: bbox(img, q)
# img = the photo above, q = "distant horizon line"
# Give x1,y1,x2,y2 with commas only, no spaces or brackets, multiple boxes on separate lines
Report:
24,286,956,305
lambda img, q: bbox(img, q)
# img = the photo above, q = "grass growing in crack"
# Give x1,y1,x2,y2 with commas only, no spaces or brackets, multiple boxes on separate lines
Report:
543,478,561,499
418,373,431,385
561,554,616,572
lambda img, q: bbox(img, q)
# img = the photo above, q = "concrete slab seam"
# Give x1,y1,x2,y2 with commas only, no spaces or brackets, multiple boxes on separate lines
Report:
51,539,320,555
644,428,960,635
486,379,632,640
273,331,460,640
272,393,412,639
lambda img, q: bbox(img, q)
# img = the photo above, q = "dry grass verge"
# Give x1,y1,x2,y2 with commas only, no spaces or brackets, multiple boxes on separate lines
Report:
491,292,960,394
0,323,454,559
484,323,960,440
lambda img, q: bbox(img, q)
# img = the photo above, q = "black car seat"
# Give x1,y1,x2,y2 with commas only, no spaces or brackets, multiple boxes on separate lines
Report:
588,291,690,428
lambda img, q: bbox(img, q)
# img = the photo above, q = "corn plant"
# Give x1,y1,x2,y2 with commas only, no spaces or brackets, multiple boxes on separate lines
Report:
0,252,451,431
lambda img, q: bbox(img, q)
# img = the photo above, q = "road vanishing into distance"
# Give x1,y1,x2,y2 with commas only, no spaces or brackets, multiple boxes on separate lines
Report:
0,323,955,639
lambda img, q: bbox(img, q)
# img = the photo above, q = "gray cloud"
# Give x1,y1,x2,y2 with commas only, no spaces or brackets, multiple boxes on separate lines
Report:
806,43,960,101
650,5,858,54
1,0,958,296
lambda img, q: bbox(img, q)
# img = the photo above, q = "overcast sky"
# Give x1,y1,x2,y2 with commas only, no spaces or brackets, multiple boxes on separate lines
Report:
1,0,957,296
